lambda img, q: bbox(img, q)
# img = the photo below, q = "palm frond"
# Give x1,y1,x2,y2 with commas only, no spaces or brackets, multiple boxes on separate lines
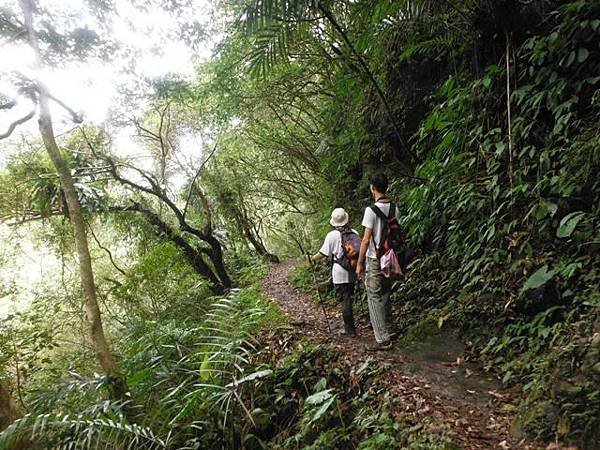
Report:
400,23,468,61
240,0,322,76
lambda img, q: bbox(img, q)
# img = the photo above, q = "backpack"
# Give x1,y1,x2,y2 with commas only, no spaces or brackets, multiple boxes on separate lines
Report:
370,203,406,278
333,228,362,273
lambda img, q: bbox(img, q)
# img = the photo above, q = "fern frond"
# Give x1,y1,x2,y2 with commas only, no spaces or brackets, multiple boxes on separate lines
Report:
158,291,268,428
0,413,166,450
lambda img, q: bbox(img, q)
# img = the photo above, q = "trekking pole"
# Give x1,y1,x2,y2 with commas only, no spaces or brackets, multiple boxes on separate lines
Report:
306,253,333,335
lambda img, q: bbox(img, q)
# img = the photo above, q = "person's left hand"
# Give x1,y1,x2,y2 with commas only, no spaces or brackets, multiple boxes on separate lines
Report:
356,262,365,281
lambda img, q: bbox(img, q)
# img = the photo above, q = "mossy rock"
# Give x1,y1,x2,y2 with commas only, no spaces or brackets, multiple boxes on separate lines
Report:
396,317,465,363
399,317,442,342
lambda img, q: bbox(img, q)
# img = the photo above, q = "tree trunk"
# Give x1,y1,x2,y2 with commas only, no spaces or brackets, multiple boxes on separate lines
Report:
205,234,233,289
115,204,225,290
232,188,279,263
95,145,233,292
236,215,279,263
0,382,21,432
19,0,126,402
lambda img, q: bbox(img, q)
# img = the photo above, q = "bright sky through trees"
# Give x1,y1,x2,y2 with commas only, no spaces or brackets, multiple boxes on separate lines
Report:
0,0,214,317
0,0,211,142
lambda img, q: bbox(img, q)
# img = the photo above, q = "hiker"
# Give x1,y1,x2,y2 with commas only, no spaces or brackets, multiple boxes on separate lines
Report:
308,208,361,336
356,173,401,350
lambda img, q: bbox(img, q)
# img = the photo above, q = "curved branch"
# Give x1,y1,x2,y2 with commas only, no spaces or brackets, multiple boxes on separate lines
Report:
85,219,128,276
0,100,17,110
183,143,218,221
312,4,422,170
47,92,83,123
81,129,232,289
111,204,222,289
0,109,35,139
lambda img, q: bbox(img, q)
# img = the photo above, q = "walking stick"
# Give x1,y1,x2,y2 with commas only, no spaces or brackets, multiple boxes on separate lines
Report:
306,253,333,335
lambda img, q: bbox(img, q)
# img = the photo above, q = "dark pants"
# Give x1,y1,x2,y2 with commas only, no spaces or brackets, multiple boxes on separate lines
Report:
334,283,356,334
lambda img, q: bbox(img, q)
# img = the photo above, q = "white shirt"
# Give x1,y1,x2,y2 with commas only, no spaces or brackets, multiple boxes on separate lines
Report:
318,228,358,284
361,201,401,259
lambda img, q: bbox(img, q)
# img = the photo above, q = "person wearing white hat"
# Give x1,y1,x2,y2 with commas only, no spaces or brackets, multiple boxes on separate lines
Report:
308,208,362,336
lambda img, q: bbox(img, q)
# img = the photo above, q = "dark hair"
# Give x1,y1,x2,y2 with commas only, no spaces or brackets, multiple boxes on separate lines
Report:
370,173,388,193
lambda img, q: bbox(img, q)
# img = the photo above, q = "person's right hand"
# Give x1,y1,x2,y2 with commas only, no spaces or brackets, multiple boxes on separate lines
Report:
356,262,365,281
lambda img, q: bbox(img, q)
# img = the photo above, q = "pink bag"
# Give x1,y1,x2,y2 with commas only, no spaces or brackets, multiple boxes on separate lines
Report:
380,249,404,278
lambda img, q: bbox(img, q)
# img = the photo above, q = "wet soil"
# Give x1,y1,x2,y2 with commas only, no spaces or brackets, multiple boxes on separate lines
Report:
262,259,543,450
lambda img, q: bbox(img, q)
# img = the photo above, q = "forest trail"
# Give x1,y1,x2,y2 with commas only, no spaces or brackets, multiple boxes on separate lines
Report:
262,259,541,450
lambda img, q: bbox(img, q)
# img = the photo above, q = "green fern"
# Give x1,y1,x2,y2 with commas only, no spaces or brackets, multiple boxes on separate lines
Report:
0,413,166,450
164,291,268,428
0,290,270,449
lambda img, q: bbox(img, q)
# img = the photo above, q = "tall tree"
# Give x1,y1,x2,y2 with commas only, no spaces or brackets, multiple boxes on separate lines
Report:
80,99,233,291
15,0,126,401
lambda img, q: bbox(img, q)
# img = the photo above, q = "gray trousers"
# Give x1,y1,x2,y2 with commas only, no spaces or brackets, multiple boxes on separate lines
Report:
365,257,394,343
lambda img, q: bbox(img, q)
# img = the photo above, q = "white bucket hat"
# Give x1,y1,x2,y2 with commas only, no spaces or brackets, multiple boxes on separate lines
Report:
329,208,349,227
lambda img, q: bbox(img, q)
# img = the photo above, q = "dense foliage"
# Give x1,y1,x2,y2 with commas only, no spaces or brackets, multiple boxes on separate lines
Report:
0,0,598,449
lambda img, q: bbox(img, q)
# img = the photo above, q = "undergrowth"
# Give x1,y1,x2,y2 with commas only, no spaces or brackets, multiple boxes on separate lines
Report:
384,2,600,447
0,249,454,449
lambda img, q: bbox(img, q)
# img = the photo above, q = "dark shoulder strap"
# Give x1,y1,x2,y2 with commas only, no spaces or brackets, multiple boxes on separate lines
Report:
370,204,388,221
337,227,349,240
388,203,396,219
369,205,389,253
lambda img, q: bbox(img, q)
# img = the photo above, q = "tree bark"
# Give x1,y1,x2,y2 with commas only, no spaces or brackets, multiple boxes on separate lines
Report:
19,0,126,402
113,204,225,291
233,195,279,263
83,124,233,291
99,154,232,290
203,234,233,288
0,382,21,432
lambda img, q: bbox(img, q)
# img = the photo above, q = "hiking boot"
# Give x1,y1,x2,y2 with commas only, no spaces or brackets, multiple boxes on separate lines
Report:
343,320,357,336
338,328,357,337
366,340,393,351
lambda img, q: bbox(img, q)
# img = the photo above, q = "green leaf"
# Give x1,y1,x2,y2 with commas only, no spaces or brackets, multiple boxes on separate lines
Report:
199,357,212,382
523,265,556,291
494,142,506,156
309,394,337,423
305,388,335,405
577,48,589,63
556,212,585,238
226,369,273,387
543,201,558,218
565,50,576,66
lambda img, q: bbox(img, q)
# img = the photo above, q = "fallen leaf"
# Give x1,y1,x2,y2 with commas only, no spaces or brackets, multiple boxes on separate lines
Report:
488,390,511,399
501,403,517,413
408,423,423,433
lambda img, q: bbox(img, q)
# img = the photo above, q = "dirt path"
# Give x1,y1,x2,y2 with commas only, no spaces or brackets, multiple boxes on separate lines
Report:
262,259,540,450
